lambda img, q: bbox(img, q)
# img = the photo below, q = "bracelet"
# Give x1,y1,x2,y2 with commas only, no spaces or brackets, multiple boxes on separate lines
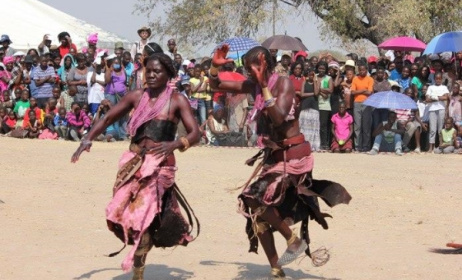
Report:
264,97,275,108
179,137,190,152
209,65,219,77
262,87,273,101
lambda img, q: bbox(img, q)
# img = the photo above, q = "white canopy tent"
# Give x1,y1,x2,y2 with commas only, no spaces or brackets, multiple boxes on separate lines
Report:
3,0,130,52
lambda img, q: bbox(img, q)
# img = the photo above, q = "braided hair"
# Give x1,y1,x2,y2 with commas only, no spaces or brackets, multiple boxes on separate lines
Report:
143,53,177,79
244,46,274,72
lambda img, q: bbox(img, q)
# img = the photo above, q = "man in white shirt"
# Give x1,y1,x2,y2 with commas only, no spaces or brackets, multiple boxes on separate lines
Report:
38,34,52,55
87,59,106,115
130,26,151,59
164,39,181,60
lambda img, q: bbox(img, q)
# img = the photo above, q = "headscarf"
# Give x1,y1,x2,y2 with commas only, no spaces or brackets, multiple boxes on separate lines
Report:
3,56,14,65
57,54,76,88
87,33,98,44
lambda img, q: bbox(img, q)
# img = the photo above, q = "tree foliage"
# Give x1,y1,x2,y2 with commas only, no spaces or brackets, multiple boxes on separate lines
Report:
135,0,462,47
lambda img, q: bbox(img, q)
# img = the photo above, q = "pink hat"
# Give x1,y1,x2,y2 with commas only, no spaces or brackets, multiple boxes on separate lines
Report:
187,62,195,69
3,56,14,65
87,33,98,44
295,50,308,59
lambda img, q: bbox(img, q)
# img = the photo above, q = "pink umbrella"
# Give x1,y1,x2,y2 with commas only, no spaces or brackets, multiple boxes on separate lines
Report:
378,36,426,52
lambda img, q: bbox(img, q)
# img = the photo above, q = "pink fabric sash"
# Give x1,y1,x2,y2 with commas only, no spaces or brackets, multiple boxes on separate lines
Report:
248,73,280,122
128,85,173,136
106,151,177,272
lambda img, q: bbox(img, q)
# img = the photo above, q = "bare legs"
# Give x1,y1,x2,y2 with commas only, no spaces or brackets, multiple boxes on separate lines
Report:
132,232,153,280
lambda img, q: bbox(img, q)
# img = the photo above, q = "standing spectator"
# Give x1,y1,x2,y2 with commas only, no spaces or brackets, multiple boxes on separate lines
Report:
32,55,56,109
57,32,77,57
122,52,134,87
298,67,320,151
289,62,304,95
274,53,291,76
190,65,208,125
372,67,391,130
340,68,355,116
448,82,461,124
331,102,354,153
87,60,106,115
412,65,430,101
389,57,403,81
397,65,412,91
67,54,89,106
369,111,405,155
328,61,342,116
58,85,74,113
0,35,15,57
57,54,76,91
0,56,14,93
316,61,333,150
104,57,127,140
434,117,458,154
164,39,181,60
38,34,52,56
351,63,374,151
426,72,449,152
66,102,91,141
114,42,124,58
428,59,444,85
130,26,151,59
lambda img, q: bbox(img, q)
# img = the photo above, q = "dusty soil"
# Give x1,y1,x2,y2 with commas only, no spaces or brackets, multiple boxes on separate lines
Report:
0,137,461,280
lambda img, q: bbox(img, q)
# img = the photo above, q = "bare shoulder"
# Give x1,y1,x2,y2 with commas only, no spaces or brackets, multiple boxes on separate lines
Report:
171,91,190,107
124,88,144,106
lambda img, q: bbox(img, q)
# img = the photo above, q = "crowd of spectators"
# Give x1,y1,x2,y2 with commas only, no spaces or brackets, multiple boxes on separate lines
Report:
0,28,461,155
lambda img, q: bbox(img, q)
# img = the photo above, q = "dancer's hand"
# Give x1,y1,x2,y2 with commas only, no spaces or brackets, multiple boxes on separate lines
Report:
250,53,268,88
71,140,92,163
150,141,177,157
212,44,234,67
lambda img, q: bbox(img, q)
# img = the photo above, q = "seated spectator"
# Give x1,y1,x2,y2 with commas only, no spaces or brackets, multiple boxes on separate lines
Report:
81,103,93,123
1,90,14,112
53,107,68,139
23,110,42,139
0,107,12,134
331,102,353,153
434,117,458,154
369,111,405,155
94,99,119,142
396,88,427,153
206,104,228,146
13,89,30,122
23,97,44,125
66,102,91,141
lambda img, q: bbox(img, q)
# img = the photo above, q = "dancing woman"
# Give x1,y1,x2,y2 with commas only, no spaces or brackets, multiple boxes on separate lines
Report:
209,45,351,278
71,53,201,280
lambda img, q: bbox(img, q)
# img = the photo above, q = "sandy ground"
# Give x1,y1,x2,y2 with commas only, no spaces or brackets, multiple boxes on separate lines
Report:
0,137,461,280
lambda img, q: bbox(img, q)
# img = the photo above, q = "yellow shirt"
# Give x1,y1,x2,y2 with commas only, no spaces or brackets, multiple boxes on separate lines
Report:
190,77,210,99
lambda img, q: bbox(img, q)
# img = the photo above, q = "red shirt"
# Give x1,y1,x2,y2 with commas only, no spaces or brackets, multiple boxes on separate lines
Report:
58,43,78,57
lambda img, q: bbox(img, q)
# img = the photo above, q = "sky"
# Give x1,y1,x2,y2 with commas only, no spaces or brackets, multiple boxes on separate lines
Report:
38,0,347,57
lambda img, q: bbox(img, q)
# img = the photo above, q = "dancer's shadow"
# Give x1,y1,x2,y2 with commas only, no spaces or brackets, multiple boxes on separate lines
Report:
200,260,340,280
74,264,194,280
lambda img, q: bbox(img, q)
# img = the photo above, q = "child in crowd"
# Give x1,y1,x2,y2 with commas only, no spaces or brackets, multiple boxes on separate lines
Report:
60,85,75,113
13,89,30,124
52,86,62,108
81,103,93,123
1,90,14,112
434,117,458,154
331,102,353,153
23,97,44,125
2,110,17,134
53,107,68,139
93,99,119,142
13,88,22,102
448,82,461,124
66,102,91,141
0,107,10,134
23,110,42,139
340,69,355,116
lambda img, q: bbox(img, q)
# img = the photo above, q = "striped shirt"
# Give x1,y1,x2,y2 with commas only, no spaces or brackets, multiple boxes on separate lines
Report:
32,66,55,98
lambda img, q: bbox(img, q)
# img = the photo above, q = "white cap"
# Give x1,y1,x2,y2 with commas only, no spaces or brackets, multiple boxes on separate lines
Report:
106,54,117,60
13,51,26,57
182,59,191,66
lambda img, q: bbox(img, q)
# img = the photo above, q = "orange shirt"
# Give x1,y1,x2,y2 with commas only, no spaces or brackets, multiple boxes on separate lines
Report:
351,75,374,103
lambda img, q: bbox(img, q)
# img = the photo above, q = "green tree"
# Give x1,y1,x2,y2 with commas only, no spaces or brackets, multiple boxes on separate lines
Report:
135,0,462,47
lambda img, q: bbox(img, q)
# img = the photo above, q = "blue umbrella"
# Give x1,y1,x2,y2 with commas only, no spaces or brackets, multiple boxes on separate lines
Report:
423,31,462,54
363,91,418,110
215,37,260,52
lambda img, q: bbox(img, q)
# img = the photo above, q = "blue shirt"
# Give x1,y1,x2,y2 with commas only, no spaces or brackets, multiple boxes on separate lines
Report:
53,115,68,126
32,66,55,98
397,77,411,91
124,62,134,83
389,69,402,81
29,66,39,98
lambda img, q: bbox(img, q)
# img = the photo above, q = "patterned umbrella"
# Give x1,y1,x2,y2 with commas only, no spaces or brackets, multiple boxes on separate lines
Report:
363,91,418,110
215,37,260,52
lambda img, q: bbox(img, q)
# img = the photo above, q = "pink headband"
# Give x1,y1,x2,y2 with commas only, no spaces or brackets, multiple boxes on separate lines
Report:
3,56,14,65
